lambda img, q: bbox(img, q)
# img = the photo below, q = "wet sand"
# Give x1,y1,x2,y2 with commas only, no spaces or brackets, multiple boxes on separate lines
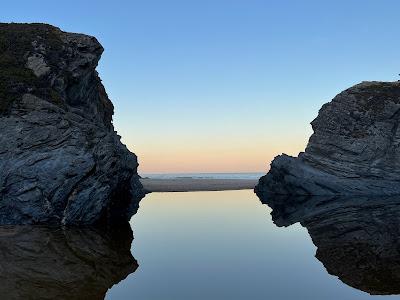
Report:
140,178,258,192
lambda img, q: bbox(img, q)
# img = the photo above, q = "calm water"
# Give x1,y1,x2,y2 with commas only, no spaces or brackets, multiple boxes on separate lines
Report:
106,190,395,300
1,190,398,299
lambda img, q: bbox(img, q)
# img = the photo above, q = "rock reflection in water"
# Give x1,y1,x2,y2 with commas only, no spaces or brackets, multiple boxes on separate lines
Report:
0,225,137,300
257,193,400,295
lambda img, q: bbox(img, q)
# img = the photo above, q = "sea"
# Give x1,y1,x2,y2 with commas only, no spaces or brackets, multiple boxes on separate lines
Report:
140,172,264,180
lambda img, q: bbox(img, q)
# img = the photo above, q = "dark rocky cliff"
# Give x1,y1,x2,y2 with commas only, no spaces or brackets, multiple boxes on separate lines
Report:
0,23,145,225
256,81,400,195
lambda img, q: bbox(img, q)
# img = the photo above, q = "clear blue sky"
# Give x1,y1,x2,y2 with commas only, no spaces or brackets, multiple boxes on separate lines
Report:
3,1,400,173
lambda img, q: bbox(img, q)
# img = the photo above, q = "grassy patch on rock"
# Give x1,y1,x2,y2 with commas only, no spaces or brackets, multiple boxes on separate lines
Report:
0,23,64,113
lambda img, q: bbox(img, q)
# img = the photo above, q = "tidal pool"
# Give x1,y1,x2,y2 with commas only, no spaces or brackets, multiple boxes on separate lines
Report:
1,190,397,299
107,190,396,300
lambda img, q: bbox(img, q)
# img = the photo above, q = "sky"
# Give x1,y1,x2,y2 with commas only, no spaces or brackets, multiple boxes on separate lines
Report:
3,0,400,173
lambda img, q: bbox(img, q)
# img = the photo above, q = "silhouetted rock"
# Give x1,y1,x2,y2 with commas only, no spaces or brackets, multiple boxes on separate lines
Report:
256,81,400,195
0,225,137,299
0,23,145,225
258,193,400,295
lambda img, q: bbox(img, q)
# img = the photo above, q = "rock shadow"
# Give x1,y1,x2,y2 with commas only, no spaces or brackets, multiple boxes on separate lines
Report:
257,192,400,295
0,225,137,299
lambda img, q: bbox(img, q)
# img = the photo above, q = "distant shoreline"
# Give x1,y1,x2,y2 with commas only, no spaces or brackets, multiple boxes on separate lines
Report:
140,178,258,192
139,172,264,180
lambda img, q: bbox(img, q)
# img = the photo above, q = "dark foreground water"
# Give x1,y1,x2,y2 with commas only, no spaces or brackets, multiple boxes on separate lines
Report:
1,190,398,299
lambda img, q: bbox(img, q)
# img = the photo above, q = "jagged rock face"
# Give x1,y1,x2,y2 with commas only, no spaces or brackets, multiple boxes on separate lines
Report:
258,194,400,295
0,23,145,225
256,81,400,195
0,225,137,299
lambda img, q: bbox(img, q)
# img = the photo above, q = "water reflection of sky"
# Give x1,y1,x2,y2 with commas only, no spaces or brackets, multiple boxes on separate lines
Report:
107,190,395,300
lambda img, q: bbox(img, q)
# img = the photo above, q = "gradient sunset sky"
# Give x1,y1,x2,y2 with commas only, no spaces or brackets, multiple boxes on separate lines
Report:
4,0,400,173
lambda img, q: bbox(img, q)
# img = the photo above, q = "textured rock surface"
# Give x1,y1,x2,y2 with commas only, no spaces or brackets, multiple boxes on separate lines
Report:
0,225,137,299
256,81,400,195
258,194,400,295
0,23,145,225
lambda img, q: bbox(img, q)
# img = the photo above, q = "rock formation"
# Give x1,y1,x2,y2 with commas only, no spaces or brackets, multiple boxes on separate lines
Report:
0,225,137,299
258,193,400,295
256,81,400,195
0,23,145,225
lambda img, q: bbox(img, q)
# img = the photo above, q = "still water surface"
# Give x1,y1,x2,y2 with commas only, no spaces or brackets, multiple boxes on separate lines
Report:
107,190,394,300
1,190,396,299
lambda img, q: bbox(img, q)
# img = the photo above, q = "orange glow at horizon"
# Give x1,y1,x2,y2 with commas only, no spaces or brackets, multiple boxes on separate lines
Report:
127,135,309,174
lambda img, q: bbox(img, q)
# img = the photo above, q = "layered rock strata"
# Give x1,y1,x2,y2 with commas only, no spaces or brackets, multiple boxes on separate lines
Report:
0,23,144,225
256,81,400,195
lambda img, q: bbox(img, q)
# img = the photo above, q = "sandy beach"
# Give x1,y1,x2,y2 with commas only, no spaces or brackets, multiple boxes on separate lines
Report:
140,178,258,192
